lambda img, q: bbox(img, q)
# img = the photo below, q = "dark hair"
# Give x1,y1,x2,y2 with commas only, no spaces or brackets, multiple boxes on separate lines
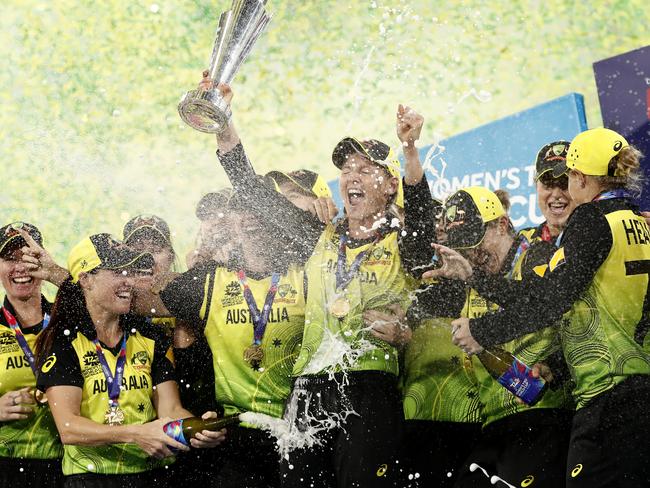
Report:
35,278,92,366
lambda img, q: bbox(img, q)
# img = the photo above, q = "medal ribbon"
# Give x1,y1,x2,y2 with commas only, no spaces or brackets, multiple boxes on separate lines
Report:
237,271,281,346
592,189,633,201
505,236,530,280
1,307,50,376
335,235,378,292
92,332,128,409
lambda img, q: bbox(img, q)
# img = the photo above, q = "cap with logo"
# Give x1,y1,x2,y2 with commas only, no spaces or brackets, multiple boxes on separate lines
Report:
68,234,154,283
0,222,43,258
332,137,404,207
553,128,629,178
266,170,332,199
444,186,506,249
122,214,171,246
535,140,570,180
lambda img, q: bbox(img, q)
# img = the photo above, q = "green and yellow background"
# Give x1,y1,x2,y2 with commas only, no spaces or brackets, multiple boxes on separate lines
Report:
1,0,648,267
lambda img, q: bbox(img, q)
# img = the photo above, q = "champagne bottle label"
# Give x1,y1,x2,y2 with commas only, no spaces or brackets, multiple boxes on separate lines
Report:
163,419,189,446
496,357,546,405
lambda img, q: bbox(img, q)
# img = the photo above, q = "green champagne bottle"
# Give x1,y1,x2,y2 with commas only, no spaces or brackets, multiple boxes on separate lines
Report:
163,414,241,447
476,348,547,405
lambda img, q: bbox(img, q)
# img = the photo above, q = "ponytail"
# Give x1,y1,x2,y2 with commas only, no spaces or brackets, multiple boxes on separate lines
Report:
599,145,645,197
35,278,91,366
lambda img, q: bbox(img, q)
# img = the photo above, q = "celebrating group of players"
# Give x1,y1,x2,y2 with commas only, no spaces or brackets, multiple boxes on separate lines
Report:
1,75,649,488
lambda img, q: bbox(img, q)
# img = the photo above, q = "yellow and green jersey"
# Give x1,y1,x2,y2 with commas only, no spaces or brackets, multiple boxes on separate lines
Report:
0,296,62,460
469,198,650,410
402,315,482,423
37,316,175,475
161,263,305,419
467,240,571,426
292,224,417,377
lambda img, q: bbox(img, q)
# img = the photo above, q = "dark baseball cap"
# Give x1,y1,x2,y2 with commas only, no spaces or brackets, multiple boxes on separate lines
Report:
266,170,332,198
123,214,171,246
535,141,570,180
444,187,506,249
0,222,43,258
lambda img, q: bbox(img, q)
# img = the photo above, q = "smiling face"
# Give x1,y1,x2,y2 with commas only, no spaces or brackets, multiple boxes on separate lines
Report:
339,154,398,223
0,248,43,301
81,268,136,316
536,174,574,236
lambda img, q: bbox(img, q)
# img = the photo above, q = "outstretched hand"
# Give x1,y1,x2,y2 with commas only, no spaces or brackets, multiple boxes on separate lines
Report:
422,244,474,281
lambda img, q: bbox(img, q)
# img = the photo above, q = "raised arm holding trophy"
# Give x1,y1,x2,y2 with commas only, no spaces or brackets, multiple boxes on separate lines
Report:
178,0,271,133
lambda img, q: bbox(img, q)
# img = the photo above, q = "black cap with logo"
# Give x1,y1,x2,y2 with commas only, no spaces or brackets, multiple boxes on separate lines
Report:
535,141,570,180
0,222,43,258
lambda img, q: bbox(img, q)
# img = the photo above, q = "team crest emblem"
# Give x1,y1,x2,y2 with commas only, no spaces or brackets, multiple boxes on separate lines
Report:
552,144,566,156
446,205,458,222
131,351,149,366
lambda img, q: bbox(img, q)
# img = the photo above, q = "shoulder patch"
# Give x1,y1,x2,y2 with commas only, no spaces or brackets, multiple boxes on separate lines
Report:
533,264,548,277
549,247,566,272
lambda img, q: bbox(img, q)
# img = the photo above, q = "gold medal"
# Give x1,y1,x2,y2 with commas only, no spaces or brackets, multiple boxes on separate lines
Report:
244,344,264,368
104,405,125,426
329,296,351,319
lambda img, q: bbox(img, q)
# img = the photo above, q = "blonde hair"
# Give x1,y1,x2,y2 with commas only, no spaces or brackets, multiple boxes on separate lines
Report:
597,145,644,196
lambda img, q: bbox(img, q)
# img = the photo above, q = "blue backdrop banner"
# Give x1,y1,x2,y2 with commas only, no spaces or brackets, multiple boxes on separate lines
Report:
328,93,587,229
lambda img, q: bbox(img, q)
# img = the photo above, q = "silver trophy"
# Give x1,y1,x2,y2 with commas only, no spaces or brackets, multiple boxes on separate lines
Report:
178,0,271,133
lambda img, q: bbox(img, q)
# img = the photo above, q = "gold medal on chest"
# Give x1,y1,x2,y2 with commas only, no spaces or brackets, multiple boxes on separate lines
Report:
104,405,125,426
243,344,264,368
329,295,351,319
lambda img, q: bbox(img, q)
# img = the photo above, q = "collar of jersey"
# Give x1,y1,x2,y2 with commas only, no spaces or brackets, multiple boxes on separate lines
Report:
1,294,52,329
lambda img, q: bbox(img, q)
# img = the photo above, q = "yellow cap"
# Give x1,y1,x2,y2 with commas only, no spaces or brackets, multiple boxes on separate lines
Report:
68,234,153,283
559,128,629,177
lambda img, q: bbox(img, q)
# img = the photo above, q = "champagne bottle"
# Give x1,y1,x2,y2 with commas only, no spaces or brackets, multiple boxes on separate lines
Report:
476,348,546,405
163,414,241,447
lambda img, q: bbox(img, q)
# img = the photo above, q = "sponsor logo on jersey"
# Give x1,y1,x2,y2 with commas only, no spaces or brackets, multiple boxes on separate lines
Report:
221,280,244,307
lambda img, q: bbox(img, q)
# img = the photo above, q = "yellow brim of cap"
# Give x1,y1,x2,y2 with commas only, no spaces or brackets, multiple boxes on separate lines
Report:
68,237,102,283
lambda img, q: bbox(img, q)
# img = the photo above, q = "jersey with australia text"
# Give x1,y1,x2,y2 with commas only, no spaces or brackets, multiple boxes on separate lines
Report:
0,296,62,460
160,262,306,419
37,317,174,475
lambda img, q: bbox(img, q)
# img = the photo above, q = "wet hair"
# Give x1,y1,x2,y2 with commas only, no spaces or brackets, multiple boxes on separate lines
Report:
35,278,90,367
494,189,511,213
487,189,516,237
596,145,644,197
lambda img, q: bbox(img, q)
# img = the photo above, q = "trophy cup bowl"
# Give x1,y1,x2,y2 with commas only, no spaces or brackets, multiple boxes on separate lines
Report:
178,0,271,134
